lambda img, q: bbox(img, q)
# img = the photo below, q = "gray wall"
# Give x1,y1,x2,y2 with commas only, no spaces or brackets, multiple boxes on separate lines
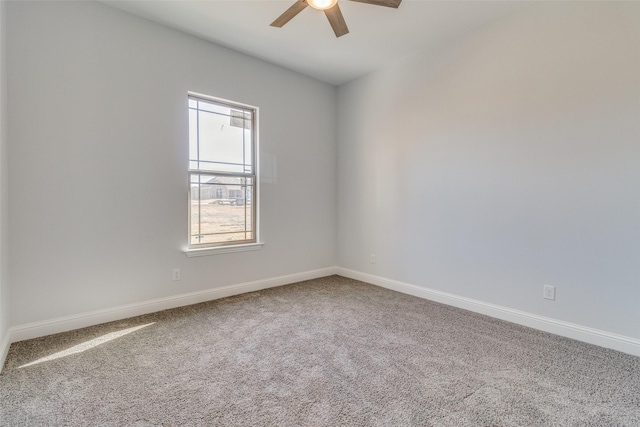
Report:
0,0,9,350
337,2,640,339
7,1,337,325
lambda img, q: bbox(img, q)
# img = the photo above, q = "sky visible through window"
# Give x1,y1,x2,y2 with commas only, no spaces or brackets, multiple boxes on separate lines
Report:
188,99,252,174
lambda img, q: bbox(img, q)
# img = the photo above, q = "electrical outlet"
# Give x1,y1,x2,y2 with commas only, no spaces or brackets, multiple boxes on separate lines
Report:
172,268,181,281
543,285,556,300
370,254,376,264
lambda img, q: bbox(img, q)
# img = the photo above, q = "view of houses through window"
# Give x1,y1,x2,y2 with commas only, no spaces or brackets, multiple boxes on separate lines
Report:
188,94,257,247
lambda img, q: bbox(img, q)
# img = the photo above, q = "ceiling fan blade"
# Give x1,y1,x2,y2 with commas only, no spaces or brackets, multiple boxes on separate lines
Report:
348,0,402,8
324,4,349,38
270,0,309,28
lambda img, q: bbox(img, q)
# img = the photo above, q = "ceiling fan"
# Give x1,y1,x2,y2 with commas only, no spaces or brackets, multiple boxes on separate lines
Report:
271,0,402,38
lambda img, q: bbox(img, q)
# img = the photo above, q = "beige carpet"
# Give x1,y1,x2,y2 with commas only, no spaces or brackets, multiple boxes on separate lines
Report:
1,275,639,426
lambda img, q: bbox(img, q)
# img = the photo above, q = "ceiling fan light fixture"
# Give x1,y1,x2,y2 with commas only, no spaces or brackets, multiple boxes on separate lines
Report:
307,0,338,11
271,0,401,38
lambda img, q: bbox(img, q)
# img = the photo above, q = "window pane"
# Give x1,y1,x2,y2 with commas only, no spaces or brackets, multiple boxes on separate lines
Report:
200,111,244,169
189,108,198,166
190,174,254,187
189,110,252,174
244,128,253,173
190,173,255,245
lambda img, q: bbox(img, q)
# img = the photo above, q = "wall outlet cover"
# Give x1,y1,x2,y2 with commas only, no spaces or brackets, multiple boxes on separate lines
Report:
543,285,556,300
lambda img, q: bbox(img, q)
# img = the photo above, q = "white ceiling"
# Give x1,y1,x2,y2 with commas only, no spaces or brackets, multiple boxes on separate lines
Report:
101,0,530,86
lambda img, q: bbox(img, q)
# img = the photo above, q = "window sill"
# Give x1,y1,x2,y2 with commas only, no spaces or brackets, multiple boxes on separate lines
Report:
184,242,264,257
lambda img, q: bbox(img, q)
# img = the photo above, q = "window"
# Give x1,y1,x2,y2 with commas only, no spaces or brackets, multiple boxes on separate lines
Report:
188,94,257,251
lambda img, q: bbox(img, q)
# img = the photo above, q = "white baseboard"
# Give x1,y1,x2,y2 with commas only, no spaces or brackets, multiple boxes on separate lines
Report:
4,265,637,374
0,328,10,372
8,267,338,346
336,267,640,357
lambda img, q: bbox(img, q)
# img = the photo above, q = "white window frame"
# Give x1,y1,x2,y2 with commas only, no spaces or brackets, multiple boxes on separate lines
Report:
184,92,262,257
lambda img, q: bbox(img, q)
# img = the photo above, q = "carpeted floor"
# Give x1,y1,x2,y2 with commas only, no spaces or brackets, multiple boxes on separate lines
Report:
1,275,639,426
